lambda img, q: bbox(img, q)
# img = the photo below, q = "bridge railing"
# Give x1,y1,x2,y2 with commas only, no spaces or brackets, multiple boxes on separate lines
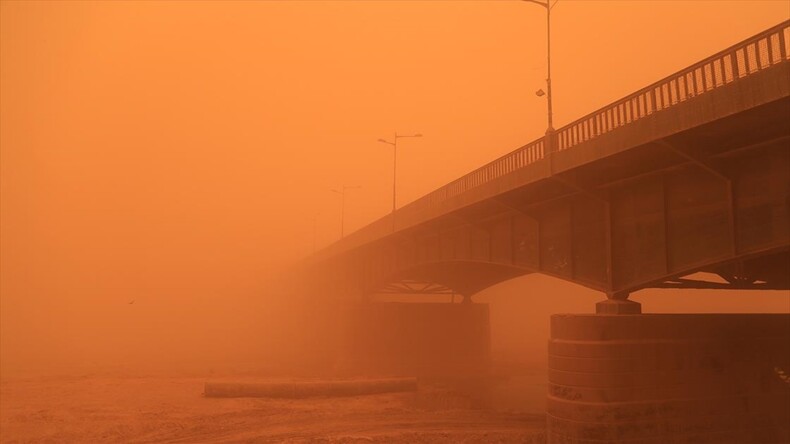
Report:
409,20,789,215
557,20,790,151
423,138,546,206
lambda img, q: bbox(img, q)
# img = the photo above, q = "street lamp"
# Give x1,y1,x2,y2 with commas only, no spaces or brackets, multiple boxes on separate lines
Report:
330,185,361,238
377,132,422,231
523,0,557,149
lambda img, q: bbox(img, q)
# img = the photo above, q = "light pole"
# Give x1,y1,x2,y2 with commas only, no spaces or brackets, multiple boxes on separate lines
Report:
377,132,422,232
330,185,361,238
523,0,557,150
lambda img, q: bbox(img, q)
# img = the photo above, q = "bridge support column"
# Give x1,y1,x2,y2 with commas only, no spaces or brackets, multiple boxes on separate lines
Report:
547,313,790,444
595,292,641,314
338,302,491,377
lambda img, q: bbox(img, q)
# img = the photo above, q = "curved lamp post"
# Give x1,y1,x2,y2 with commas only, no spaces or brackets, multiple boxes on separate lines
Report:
377,133,422,232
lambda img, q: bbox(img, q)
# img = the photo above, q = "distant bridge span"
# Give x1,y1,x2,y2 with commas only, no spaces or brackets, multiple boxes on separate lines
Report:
299,21,790,308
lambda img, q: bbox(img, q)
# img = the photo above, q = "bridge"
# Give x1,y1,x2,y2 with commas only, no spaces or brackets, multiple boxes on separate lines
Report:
287,21,790,444
299,20,789,312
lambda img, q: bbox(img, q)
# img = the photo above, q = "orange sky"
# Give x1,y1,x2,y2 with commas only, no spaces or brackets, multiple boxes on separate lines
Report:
2,1,788,375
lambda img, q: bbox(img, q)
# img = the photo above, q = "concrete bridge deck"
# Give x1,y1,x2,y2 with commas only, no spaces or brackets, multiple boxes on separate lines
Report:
300,21,789,303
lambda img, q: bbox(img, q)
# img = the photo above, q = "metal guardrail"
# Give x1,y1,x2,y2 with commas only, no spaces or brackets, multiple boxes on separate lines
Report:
556,20,790,151
409,20,789,212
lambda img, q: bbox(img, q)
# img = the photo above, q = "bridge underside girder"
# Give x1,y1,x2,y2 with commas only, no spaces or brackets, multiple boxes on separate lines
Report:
376,280,455,295
374,261,532,298
656,249,790,290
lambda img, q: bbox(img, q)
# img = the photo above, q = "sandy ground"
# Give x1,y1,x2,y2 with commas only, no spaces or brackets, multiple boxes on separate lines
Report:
0,371,547,443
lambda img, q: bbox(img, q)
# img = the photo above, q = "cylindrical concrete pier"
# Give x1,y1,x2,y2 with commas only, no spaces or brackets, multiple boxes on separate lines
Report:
547,314,790,444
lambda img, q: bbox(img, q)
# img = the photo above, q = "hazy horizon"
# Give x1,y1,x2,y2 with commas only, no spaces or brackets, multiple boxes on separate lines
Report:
2,0,789,379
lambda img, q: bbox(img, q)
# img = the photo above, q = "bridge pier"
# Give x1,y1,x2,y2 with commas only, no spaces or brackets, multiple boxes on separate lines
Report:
546,313,790,444
338,301,491,378
595,292,641,315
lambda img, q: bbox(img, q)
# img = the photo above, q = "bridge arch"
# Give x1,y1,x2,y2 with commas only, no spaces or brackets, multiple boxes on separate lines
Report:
362,259,602,301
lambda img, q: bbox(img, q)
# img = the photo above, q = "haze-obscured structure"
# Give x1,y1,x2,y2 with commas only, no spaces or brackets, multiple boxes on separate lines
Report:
2,1,788,380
